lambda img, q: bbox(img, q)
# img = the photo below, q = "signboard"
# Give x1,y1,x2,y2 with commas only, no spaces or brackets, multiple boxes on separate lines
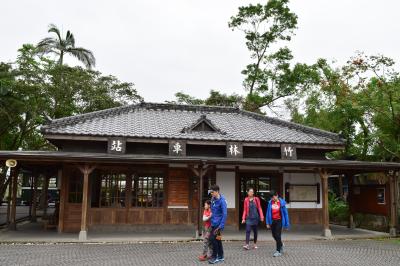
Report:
285,183,320,203
107,138,126,154
226,142,243,158
169,140,186,156
281,144,296,160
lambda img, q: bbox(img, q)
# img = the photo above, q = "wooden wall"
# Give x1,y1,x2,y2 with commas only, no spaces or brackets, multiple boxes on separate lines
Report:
168,169,189,207
288,208,322,224
60,165,240,232
351,184,390,216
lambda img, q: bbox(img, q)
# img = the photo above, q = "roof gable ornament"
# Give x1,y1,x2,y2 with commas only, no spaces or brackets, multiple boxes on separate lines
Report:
182,114,226,134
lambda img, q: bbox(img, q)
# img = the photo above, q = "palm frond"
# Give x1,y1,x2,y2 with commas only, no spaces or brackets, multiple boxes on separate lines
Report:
66,47,96,69
65,30,75,48
36,37,59,53
47,24,62,43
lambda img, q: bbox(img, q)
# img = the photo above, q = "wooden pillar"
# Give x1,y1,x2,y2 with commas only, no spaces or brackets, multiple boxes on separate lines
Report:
31,172,39,222
338,175,344,199
198,165,204,237
42,174,50,219
190,163,211,239
6,177,12,225
389,171,399,237
9,167,19,230
235,166,240,231
347,173,355,229
58,167,66,233
78,164,95,241
319,168,332,237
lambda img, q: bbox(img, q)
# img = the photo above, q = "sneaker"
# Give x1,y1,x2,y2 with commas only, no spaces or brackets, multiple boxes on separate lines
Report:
253,244,258,249
273,251,282,257
243,244,250,250
281,243,285,254
208,258,219,264
199,255,208,261
217,257,224,262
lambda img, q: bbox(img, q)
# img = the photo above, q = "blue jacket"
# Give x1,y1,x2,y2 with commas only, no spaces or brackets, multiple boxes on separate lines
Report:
266,198,290,228
210,194,228,230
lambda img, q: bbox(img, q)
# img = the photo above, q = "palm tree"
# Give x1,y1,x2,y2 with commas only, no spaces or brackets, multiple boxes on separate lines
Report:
37,24,96,69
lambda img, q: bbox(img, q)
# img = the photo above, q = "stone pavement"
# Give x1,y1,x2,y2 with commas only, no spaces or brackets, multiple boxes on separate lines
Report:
0,222,389,243
0,239,399,266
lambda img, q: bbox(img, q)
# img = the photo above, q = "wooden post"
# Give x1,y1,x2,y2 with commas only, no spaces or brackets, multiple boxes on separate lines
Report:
58,167,66,233
190,163,211,239
198,165,204,237
319,168,332,237
347,173,355,229
338,175,344,199
42,173,50,219
78,164,95,241
389,171,398,237
6,177,12,225
9,167,19,230
31,172,38,222
235,166,240,231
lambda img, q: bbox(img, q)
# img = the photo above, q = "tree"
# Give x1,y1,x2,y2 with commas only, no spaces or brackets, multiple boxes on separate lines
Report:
229,1,318,112
169,90,244,108
0,43,142,201
37,24,96,69
287,53,400,162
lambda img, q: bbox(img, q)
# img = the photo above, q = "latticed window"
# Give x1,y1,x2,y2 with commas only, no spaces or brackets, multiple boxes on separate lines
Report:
132,175,164,207
100,173,126,207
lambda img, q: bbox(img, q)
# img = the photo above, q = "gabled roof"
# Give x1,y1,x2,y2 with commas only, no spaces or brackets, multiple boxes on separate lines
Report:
181,114,225,134
40,102,345,146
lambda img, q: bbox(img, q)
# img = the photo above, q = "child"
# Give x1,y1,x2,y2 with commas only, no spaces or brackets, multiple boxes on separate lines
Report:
199,200,212,261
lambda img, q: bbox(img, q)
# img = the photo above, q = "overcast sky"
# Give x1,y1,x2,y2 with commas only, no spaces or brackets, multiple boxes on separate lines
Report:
1,0,400,103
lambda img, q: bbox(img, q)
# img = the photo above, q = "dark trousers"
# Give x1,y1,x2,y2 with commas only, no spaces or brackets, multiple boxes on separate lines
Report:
271,219,283,252
245,224,258,244
210,226,224,259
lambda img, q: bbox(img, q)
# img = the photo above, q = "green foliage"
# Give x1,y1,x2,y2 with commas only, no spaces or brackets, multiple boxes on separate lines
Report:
169,90,243,108
37,24,96,69
229,0,318,112
0,43,142,151
328,192,349,223
287,54,400,161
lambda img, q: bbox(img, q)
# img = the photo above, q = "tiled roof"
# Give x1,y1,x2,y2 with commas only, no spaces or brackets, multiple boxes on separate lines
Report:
40,102,345,145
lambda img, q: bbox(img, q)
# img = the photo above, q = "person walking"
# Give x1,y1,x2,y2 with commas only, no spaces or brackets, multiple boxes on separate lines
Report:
208,185,227,264
241,188,264,250
266,191,290,257
199,200,213,261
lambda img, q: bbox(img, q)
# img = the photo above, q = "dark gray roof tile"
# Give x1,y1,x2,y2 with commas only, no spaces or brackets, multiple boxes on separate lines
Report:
41,102,345,145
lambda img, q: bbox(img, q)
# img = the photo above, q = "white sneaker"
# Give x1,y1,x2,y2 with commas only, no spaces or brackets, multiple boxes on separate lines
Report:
243,244,250,250
273,251,282,257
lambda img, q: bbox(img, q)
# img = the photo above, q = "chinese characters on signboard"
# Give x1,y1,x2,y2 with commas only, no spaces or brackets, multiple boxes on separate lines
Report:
108,138,126,154
281,144,296,160
169,140,186,156
226,143,242,158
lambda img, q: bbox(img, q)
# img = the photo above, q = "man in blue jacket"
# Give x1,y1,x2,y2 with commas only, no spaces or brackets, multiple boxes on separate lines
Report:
208,184,227,264
266,191,290,257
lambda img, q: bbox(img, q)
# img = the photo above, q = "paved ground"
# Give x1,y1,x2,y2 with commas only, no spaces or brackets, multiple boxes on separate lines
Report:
0,222,389,243
0,239,399,266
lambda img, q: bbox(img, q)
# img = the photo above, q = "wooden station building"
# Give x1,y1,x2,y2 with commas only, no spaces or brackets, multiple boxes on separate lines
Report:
1,103,399,240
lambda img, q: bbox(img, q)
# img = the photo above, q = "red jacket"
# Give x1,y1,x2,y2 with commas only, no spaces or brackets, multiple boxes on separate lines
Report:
242,196,264,221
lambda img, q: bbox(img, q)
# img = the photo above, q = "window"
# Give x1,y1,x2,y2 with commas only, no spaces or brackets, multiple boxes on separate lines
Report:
100,173,126,207
132,174,164,207
377,188,385,204
68,171,83,203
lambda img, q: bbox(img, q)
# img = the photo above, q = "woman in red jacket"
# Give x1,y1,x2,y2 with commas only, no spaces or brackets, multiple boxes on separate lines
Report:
241,188,264,250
